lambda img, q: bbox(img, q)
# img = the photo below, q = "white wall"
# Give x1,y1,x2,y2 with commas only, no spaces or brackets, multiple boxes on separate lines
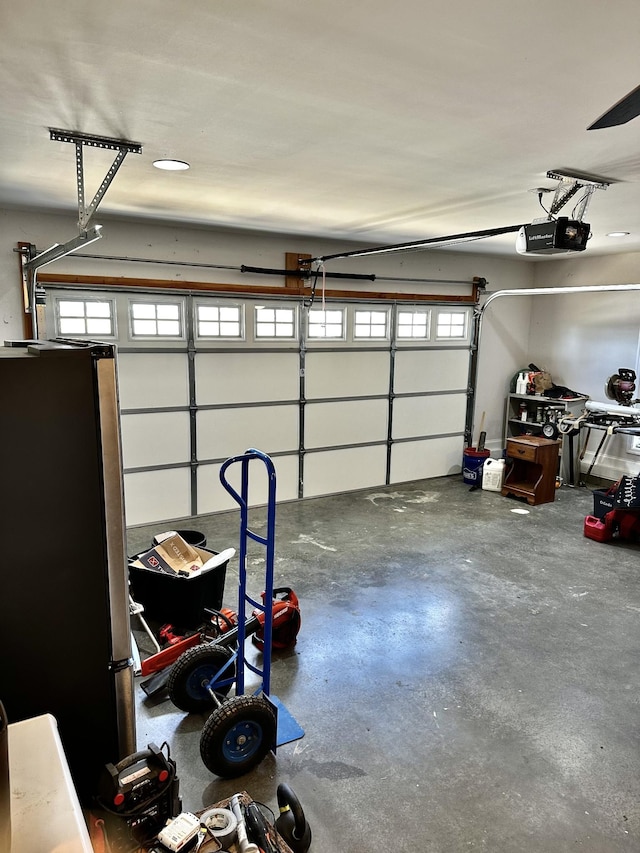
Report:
529,254,640,479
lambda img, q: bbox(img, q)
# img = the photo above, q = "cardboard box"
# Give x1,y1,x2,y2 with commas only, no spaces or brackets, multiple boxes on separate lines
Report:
131,533,209,578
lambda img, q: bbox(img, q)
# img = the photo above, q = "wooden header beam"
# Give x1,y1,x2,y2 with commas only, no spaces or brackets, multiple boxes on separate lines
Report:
35,272,480,304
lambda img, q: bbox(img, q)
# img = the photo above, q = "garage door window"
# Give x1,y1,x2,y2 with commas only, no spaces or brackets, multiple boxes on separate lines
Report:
255,306,296,339
130,301,182,338
436,310,468,340
307,308,345,339
354,309,389,339
196,304,243,339
397,309,430,339
56,298,114,337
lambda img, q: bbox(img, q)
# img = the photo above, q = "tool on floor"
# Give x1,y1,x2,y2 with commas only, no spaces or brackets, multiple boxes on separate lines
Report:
140,608,238,681
476,410,486,452
243,801,279,853
230,794,259,853
130,594,161,655
94,742,181,848
143,588,300,699
157,812,202,852
167,449,305,779
275,783,312,853
200,807,238,848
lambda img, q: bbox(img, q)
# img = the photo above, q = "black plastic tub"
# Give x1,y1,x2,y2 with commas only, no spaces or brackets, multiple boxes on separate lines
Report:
592,488,615,519
129,545,226,629
151,529,207,549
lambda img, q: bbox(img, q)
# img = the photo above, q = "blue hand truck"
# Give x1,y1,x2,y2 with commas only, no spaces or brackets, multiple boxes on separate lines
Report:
167,449,303,778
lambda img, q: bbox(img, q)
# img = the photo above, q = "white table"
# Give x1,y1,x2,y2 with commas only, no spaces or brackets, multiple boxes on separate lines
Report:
9,714,93,853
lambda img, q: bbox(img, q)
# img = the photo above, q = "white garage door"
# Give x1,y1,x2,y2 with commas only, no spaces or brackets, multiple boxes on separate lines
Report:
45,289,471,525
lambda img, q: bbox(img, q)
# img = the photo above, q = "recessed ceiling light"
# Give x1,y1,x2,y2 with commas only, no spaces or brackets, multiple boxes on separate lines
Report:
153,159,190,171
606,231,630,237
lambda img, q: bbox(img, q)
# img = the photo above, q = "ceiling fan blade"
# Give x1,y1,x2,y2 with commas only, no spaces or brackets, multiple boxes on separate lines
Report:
587,84,640,130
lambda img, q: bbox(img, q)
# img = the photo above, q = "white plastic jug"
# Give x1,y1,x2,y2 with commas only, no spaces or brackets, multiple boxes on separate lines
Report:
482,458,505,492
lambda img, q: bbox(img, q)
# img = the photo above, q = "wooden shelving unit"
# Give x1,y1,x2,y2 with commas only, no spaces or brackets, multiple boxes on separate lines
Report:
503,393,586,484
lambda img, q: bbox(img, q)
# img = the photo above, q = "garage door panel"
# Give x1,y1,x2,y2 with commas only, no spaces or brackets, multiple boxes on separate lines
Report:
197,455,299,515
46,289,472,527
124,468,191,526
393,393,467,440
305,399,388,448
196,352,299,405
390,436,463,483
394,349,469,394
303,446,387,497
118,353,189,409
198,405,298,460
121,411,190,468
305,351,389,399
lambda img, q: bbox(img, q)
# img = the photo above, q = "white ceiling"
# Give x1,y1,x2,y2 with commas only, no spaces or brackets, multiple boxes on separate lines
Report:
2,0,640,259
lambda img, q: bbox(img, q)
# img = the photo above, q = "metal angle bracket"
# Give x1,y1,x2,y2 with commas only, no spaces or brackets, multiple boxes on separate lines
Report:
546,169,611,222
49,127,143,230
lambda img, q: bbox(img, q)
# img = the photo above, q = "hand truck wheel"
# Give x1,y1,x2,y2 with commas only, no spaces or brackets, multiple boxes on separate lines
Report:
199,695,276,778
167,644,235,713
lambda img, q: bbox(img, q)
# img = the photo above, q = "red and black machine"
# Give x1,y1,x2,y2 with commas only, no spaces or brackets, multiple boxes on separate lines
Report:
140,587,301,695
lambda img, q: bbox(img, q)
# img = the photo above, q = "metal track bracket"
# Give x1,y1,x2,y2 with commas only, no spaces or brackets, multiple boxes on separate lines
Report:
15,129,142,336
546,169,611,222
49,127,142,230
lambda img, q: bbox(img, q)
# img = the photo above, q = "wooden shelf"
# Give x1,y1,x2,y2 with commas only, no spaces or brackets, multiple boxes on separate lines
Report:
503,393,586,485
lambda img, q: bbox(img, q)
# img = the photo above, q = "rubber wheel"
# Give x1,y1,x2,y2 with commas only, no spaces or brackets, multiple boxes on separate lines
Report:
167,644,235,713
200,695,277,778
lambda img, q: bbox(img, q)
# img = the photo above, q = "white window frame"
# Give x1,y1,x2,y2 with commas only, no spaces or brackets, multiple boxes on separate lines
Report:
397,308,431,340
307,307,346,340
353,308,390,340
628,435,640,455
435,309,469,341
55,296,116,339
254,305,297,340
195,301,244,340
128,298,184,340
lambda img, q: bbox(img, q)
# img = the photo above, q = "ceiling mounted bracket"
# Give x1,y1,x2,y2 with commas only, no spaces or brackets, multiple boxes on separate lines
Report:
16,128,141,337
546,169,611,222
49,127,142,231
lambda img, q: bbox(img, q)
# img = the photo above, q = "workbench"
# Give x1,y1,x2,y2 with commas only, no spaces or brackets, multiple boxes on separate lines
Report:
578,419,640,481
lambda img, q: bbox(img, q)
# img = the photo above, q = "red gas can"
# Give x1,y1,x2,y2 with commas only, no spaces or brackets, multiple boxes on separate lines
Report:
583,514,613,543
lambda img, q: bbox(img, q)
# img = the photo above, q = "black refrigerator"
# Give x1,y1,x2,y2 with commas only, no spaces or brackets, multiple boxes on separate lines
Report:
0,339,136,805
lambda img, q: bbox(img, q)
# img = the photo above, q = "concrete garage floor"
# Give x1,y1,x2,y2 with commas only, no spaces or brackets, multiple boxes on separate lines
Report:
127,475,639,852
